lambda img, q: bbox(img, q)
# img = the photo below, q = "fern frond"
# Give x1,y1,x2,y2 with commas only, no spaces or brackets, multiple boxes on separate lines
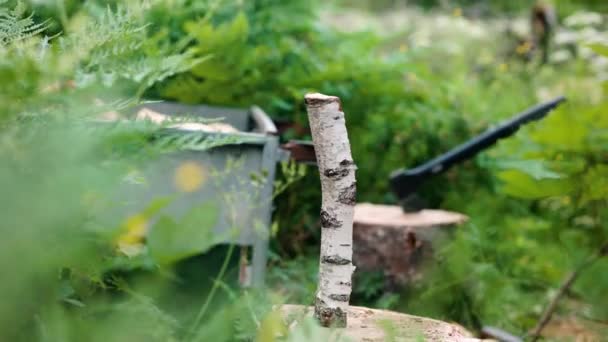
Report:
152,130,260,152
55,4,207,94
58,5,146,58
0,2,48,46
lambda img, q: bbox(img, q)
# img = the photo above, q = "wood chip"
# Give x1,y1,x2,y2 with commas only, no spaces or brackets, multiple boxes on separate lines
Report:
135,108,239,133
169,122,238,133
136,108,167,124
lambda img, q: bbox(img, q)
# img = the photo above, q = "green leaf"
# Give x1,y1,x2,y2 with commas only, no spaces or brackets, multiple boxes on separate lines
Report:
141,196,174,218
185,12,248,48
62,298,86,307
148,201,221,264
284,316,335,342
498,170,574,199
530,107,587,151
581,165,608,204
495,159,562,180
588,43,608,58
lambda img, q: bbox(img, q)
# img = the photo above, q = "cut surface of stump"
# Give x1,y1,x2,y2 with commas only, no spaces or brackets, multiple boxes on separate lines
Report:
280,304,482,341
354,203,467,227
353,203,467,288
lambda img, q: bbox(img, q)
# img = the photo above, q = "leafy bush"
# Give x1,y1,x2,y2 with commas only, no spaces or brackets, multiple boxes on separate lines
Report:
143,1,489,255
332,0,608,18
399,44,608,336
0,2,284,340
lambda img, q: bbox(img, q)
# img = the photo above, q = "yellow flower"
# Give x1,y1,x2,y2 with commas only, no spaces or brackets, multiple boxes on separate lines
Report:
174,161,207,192
116,214,148,257
453,7,462,17
516,41,532,55
399,44,408,52
498,63,508,72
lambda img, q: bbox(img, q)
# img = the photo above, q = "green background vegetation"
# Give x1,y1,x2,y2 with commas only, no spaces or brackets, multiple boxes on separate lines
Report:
1,0,606,340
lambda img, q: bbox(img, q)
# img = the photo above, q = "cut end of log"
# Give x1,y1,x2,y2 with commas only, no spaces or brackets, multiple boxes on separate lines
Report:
304,93,342,109
353,203,468,288
354,203,468,228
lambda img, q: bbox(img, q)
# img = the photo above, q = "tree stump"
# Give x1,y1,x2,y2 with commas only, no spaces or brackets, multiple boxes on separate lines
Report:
353,203,467,288
280,304,482,341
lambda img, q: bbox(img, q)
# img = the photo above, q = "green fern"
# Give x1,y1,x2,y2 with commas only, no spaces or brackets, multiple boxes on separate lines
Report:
0,0,48,46
55,4,207,96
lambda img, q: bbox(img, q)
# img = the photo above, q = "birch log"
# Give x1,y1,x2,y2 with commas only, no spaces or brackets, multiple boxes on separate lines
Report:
305,93,357,328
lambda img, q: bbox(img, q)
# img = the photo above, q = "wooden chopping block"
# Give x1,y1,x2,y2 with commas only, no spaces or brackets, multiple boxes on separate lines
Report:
279,304,483,341
353,203,468,288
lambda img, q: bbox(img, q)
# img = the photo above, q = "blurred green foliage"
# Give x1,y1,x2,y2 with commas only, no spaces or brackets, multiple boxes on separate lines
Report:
395,46,608,335
0,1,284,340
146,0,486,255
334,0,608,17
2,0,608,340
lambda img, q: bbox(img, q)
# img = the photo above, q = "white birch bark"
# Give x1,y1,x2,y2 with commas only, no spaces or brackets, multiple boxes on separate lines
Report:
305,93,357,328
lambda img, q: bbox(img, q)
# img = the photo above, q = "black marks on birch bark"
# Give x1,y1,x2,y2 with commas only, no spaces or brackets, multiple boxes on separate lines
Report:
339,159,354,167
329,294,350,302
314,297,347,328
324,160,355,180
323,167,349,180
320,210,341,228
322,255,351,265
337,182,357,206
